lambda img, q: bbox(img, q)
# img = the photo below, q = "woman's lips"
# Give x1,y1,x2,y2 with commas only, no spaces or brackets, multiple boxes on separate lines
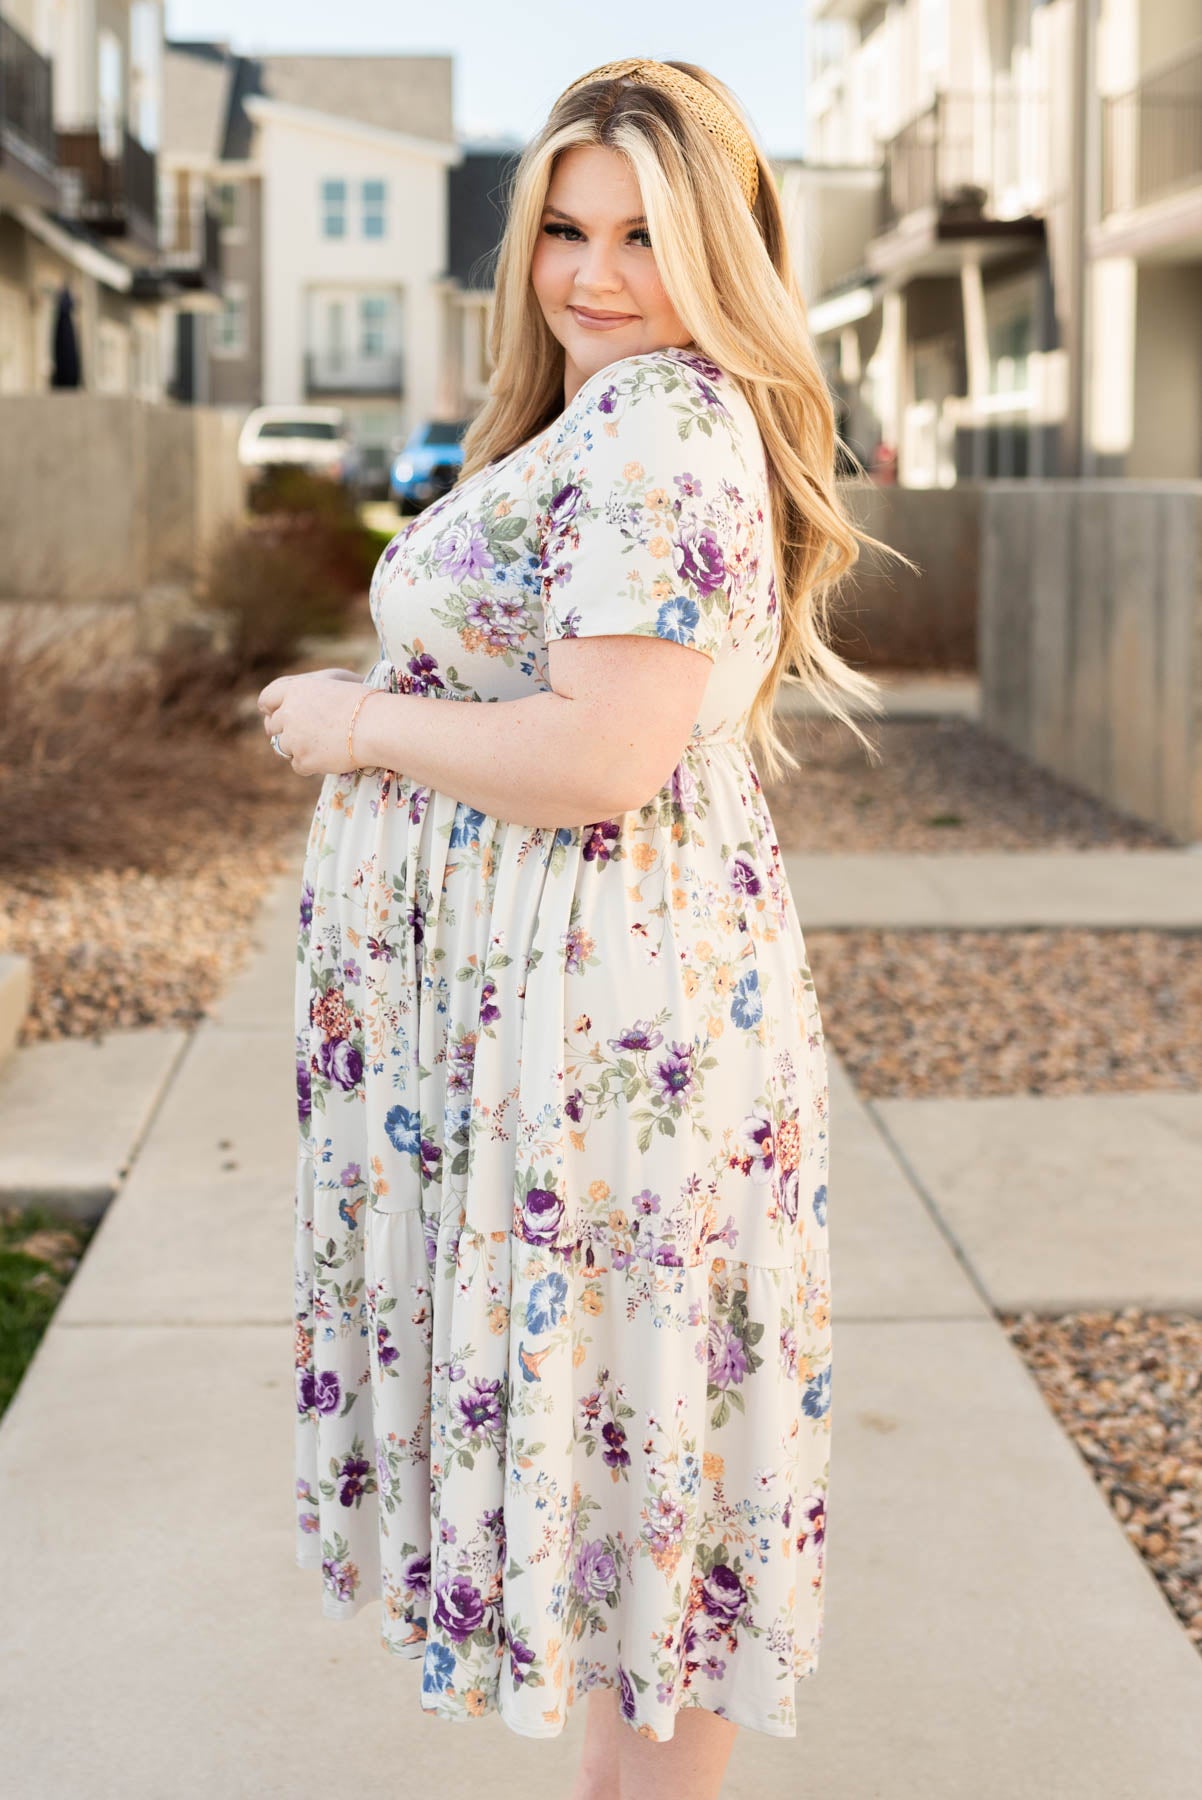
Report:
570,306,638,329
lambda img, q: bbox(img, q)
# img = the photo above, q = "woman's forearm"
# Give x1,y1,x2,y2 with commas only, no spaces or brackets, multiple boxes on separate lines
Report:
351,687,638,830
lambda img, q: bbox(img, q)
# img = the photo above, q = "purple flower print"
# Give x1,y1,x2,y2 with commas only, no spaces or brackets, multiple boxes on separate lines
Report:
608,1021,665,1054
508,1634,536,1685
375,1322,399,1369
681,350,725,383
434,519,494,581
401,650,443,694
706,1320,749,1389
464,592,527,655
516,1185,565,1245
546,481,585,549
295,1053,311,1125
582,819,621,864
299,881,314,929
797,1493,826,1554
433,1575,486,1643
740,1110,775,1179
402,1549,432,1596
318,1035,363,1091
457,1375,503,1436
573,1539,619,1602
322,1555,358,1604
596,383,620,415
633,1188,661,1217
727,852,762,898
480,977,500,1028
617,1663,637,1722
676,526,727,597
601,1419,630,1469
652,1040,695,1108
565,1086,585,1124
296,1366,341,1416
338,1453,371,1507
670,757,700,815
701,1560,747,1626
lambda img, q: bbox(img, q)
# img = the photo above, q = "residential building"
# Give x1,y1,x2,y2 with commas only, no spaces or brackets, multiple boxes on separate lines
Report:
799,0,1202,486
162,43,478,487
0,0,218,397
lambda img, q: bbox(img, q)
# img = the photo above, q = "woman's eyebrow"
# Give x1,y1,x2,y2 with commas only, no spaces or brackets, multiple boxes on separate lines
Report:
542,205,647,226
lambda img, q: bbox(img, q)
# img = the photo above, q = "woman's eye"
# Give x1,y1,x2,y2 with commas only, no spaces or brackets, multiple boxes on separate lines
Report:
543,224,652,248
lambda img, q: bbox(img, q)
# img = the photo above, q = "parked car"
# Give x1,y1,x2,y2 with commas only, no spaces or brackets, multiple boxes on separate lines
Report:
237,406,363,497
389,418,473,513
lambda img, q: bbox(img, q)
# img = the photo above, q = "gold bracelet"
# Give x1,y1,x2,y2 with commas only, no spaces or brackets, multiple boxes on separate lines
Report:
346,687,382,767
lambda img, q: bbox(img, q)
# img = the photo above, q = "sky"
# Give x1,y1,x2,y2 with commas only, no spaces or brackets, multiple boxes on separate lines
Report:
163,0,810,160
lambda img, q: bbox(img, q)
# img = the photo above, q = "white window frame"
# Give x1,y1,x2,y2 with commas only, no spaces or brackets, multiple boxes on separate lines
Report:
211,281,248,357
361,178,387,239
321,179,347,239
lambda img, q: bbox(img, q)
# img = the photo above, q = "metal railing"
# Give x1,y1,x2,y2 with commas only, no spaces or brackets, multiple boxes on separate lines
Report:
56,123,157,246
1102,39,1202,214
157,193,223,286
0,14,55,179
878,87,1049,235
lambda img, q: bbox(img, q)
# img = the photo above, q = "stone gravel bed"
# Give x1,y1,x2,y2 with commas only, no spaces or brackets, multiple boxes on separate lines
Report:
0,719,315,1046
1001,1309,1202,1656
802,926,1202,1098
764,714,1177,851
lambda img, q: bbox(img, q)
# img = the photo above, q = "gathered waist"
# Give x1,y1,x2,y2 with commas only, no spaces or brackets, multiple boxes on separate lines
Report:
364,654,748,751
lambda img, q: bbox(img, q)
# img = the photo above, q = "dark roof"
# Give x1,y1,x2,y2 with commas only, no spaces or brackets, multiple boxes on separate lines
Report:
447,147,523,289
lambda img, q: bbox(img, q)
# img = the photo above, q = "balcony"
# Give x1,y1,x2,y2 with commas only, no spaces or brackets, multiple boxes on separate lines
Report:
55,123,158,252
1102,40,1202,216
877,87,1050,238
157,194,223,296
0,13,57,210
304,350,404,397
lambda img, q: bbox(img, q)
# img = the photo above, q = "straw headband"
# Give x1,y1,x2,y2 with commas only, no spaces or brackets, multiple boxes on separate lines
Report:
558,58,760,210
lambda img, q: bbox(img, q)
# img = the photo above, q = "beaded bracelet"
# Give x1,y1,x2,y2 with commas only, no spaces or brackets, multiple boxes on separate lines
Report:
346,686,383,767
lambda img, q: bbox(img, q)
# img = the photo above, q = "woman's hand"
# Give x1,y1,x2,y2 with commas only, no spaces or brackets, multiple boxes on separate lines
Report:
256,670,375,777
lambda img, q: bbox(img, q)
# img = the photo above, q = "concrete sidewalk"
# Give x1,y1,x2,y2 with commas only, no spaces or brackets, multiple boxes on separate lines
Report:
2,863,1201,1797
782,847,1202,928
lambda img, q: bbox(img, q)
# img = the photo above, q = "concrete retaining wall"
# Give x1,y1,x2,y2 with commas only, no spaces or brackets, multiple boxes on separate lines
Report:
0,393,248,652
831,479,982,669
981,481,1202,844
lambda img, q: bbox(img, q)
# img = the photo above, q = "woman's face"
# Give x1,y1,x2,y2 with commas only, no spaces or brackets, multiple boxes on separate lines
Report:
531,142,693,406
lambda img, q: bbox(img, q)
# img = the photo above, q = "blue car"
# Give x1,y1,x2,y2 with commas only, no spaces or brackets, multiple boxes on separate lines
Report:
389,418,473,514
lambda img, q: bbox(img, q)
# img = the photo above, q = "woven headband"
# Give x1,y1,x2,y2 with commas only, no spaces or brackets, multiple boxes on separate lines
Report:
557,58,760,210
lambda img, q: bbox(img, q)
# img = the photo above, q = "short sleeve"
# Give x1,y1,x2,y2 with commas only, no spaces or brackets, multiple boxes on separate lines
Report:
538,352,752,663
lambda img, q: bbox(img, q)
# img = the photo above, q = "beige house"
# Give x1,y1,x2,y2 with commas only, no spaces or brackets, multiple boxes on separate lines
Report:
0,0,219,396
798,0,1202,484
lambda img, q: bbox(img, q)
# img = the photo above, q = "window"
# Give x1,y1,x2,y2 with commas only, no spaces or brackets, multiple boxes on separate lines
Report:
360,295,388,357
920,0,948,76
211,283,247,356
321,179,347,239
214,181,238,229
988,311,1032,395
361,179,387,238
97,28,123,160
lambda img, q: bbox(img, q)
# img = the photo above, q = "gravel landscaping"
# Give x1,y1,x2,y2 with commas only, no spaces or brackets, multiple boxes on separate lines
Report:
0,729,315,1046
764,714,1177,851
1002,1309,1202,1655
803,926,1202,1098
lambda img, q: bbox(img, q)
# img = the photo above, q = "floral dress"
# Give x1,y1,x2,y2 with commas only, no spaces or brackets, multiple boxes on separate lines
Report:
292,344,832,1742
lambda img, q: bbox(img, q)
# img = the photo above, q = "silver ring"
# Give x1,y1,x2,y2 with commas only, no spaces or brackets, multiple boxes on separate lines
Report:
271,734,291,760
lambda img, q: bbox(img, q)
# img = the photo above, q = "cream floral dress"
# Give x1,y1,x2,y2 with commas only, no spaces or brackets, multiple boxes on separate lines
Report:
292,345,832,1741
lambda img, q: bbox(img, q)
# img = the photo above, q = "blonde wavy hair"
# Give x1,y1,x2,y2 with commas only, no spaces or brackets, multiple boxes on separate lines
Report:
458,59,915,783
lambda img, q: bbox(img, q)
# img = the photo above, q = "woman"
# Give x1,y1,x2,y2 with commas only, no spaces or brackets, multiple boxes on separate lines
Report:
258,56,897,1800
